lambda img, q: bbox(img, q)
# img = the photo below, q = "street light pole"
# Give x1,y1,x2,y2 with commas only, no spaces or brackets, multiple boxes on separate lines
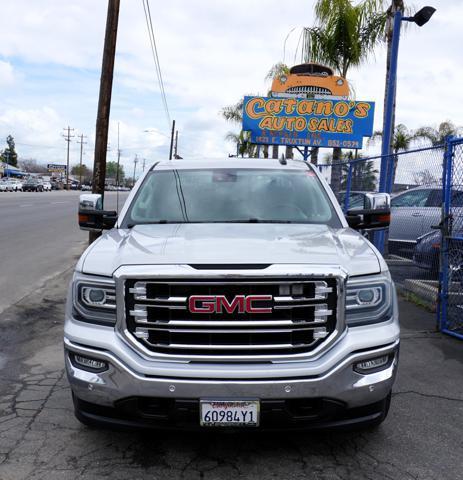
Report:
375,5,436,252
379,6,436,194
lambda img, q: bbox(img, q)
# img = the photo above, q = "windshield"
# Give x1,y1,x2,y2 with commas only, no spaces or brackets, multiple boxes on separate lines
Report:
123,168,341,227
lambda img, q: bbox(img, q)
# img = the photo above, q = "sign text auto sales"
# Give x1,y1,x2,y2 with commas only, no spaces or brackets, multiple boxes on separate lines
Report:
242,96,375,149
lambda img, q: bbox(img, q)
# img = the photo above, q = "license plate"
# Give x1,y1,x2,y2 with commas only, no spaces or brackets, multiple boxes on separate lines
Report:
200,400,260,427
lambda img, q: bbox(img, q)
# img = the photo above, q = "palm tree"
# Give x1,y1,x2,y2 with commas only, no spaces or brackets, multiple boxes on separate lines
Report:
369,123,415,187
341,152,378,191
265,62,289,82
307,0,388,194
414,121,462,147
221,97,257,157
382,1,416,156
265,62,290,159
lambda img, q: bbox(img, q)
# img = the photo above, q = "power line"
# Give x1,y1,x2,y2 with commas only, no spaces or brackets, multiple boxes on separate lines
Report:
142,0,171,130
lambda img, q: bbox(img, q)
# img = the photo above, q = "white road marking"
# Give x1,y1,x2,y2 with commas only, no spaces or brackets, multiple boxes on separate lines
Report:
50,201,71,204
19,204,33,207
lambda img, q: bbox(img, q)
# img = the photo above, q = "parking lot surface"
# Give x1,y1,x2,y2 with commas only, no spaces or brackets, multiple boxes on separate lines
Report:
0,269,461,480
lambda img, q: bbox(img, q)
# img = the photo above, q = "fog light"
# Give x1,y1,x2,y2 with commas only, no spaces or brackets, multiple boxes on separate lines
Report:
73,354,108,372
354,355,389,373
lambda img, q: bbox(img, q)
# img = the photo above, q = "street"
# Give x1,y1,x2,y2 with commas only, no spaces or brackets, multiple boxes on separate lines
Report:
0,268,462,479
1,188,462,480
0,191,128,314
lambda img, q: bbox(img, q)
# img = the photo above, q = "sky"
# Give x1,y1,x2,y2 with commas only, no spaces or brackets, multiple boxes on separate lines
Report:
0,0,462,178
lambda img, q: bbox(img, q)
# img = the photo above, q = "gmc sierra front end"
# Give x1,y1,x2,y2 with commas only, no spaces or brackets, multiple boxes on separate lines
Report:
65,158,399,430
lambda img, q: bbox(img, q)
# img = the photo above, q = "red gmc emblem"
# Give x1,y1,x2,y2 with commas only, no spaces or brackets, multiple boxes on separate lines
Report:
188,295,272,314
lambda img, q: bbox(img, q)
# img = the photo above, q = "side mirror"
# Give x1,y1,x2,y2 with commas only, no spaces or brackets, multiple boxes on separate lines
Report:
78,194,117,231
346,193,391,231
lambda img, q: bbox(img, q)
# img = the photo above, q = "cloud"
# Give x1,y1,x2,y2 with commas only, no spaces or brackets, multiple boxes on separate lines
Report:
0,0,462,166
0,60,16,87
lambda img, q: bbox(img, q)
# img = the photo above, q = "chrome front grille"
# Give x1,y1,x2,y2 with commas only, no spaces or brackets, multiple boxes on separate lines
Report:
285,86,332,96
124,278,338,357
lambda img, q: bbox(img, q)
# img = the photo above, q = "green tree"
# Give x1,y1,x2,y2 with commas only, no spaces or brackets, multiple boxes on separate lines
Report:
221,98,257,157
307,0,387,193
414,120,462,146
106,161,124,182
369,123,416,186
1,135,18,167
71,164,92,182
341,152,378,191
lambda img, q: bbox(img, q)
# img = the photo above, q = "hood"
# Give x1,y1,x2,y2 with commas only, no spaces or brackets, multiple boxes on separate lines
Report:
79,224,382,277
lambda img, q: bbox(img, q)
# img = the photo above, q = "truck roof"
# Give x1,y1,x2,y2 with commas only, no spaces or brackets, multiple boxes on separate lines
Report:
153,158,311,171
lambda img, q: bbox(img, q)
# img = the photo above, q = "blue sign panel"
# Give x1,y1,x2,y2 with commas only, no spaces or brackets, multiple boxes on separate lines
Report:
242,96,375,149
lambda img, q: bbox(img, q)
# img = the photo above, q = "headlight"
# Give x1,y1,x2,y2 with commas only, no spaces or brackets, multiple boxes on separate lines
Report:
280,75,287,83
72,273,116,325
336,79,344,86
345,272,393,326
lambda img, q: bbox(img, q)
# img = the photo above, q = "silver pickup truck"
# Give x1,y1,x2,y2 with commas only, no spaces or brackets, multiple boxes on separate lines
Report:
65,158,399,430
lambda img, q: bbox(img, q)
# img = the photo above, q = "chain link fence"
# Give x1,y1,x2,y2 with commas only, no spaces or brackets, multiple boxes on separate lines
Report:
317,145,446,311
439,138,463,339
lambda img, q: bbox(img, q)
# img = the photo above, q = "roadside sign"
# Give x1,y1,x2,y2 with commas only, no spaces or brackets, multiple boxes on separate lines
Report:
242,96,375,149
47,164,67,172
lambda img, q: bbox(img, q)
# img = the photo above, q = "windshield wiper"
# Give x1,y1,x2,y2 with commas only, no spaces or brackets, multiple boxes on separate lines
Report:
126,220,188,228
209,219,295,224
127,219,299,228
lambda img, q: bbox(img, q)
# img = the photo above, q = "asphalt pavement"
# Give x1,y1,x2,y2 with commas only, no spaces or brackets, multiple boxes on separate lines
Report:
0,190,462,479
0,269,461,480
0,190,128,314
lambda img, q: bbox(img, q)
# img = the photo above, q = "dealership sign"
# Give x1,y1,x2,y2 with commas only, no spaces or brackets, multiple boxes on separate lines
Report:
242,96,375,149
47,163,67,172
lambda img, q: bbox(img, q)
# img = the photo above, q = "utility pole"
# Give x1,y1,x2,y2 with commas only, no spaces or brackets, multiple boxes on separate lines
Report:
90,0,120,243
168,119,175,160
174,130,178,158
132,155,138,187
76,133,88,186
142,158,146,173
116,122,121,188
62,126,75,190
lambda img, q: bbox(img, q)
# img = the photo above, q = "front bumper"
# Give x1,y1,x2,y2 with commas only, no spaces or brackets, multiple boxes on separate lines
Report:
65,335,399,429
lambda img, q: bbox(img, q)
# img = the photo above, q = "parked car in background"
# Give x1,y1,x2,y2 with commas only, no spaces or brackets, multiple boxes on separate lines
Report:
43,182,52,191
10,179,23,191
23,178,44,192
413,230,441,273
414,224,463,273
0,179,14,192
389,187,463,254
81,184,91,191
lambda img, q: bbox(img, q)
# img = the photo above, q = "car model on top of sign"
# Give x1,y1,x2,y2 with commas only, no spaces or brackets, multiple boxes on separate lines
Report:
271,63,349,100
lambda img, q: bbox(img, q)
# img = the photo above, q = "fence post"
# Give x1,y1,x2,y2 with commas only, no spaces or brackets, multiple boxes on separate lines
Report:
343,163,353,213
303,146,309,161
385,153,396,194
438,136,454,331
